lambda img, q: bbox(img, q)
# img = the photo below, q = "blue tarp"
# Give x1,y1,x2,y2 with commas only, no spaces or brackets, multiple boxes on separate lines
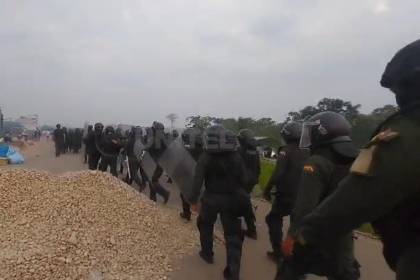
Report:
0,145,24,164
0,145,8,157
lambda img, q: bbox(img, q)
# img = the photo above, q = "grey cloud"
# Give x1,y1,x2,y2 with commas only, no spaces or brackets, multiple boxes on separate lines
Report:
0,0,418,128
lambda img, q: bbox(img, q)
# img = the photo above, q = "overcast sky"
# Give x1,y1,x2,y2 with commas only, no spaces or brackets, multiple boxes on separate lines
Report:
0,0,419,127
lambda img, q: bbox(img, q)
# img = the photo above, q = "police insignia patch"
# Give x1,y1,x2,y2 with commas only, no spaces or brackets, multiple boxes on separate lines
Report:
303,165,315,173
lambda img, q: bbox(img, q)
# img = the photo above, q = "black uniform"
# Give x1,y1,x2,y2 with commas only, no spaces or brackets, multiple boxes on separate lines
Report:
84,125,93,163
238,144,261,237
295,106,420,280
181,143,204,220
53,126,65,157
277,144,360,280
62,127,68,153
290,39,420,280
72,128,83,153
85,125,103,170
190,151,248,280
264,142,309,258
98,131,123,177
67,129,74,152
146,122,170,203
125,133,148,190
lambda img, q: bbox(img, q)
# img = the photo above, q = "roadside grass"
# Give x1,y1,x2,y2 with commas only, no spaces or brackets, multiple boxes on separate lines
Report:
252,158,275,197
254,158,376,235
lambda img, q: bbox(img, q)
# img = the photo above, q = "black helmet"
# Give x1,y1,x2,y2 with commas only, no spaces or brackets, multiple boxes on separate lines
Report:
87,125,93,132
152,121,164,132
56,124,61,129
381,39,420,89
237,129,257,148
131,126,143,137
105,126,115,135
381,39,420,107
94,122,104,133
300,112,358,158
172,130,179,139
204,125,237,153
182,127,203,147
281,122,302,143
300,111,351,148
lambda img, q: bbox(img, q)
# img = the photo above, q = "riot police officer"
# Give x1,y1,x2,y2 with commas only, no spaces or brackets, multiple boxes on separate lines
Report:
180,127,204,221
83,125,93,163
146,121,170,203
237,129,261,239
85,122,103,170
98,126,123,177
62,127,68,154
72,128,83,153
125,126,148,191
277,112,360,280
264,122,309,261
189,125,248,280
53,124,65,157
285,39,420,280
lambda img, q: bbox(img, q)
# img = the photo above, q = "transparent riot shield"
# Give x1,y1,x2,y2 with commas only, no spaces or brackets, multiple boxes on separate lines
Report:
134,137,198,201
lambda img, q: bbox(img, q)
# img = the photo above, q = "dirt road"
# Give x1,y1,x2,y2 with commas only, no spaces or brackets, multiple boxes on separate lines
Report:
12,139,394,280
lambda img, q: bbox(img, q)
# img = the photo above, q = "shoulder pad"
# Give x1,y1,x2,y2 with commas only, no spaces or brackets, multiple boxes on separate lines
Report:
369,128,399,146
350,146,377,176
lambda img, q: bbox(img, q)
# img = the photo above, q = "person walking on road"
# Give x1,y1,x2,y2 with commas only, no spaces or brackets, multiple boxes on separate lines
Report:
237,128,261,240
281,39,420,280
263,122,309,262
189,125,248,280
53,124,65,157
277,112,360,280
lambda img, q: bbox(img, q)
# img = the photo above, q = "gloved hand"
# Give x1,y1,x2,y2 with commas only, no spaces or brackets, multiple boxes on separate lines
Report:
281,235,296,258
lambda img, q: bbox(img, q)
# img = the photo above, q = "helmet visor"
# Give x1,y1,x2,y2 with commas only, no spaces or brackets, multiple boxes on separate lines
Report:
299,120,320,148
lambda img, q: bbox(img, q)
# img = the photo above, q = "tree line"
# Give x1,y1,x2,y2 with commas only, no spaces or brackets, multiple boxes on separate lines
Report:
185,98,398,148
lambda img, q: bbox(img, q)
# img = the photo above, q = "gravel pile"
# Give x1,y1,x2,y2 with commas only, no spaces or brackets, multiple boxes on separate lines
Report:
0,169,197,280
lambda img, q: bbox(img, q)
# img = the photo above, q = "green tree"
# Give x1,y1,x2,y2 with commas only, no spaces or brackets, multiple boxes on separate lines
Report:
185,115,213,129
287,98,361,122
317,98,361,122
351,104,398,147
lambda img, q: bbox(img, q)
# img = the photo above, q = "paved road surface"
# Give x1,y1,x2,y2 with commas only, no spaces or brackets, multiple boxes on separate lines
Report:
13,140,394,280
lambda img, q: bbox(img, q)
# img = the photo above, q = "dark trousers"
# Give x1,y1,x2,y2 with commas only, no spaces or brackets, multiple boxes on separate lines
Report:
126,159,145,189
396,245,420,280
150,165,169,202
84,147,88,163
181,194,191,219
55,142,63,157
99,155,118,176
197,194,244,280
88,152,101,170
243,197,256,233
266,197,293,255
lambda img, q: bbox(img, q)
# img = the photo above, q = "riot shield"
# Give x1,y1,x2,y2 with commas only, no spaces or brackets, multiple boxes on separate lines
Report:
156,140,197,201
133,139,157,182
133,137,198,201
